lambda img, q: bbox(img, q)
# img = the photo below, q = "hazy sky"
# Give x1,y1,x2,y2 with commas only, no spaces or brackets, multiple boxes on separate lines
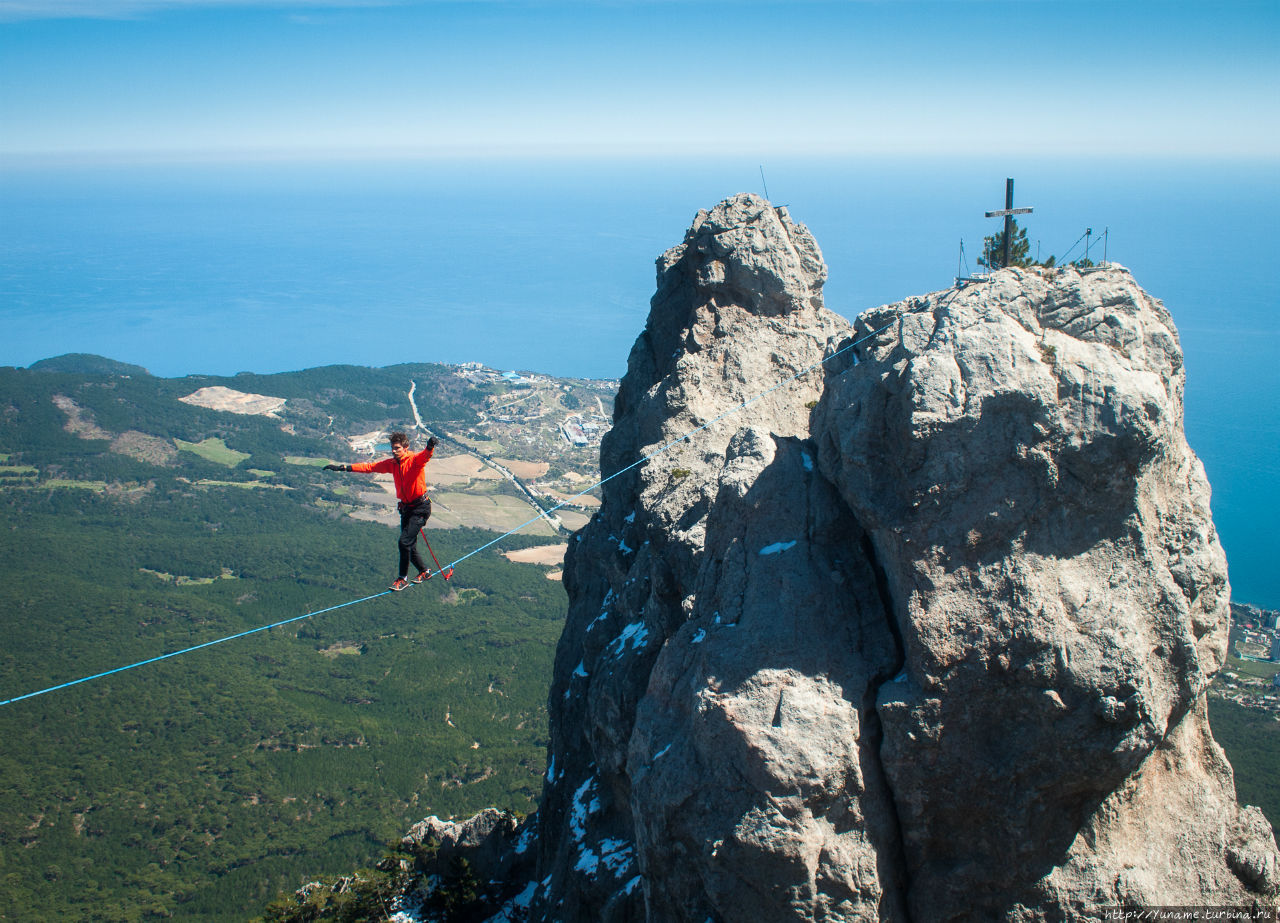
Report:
1,0,1277,161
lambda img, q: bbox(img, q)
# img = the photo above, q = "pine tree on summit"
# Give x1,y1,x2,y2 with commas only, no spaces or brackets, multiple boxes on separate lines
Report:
325,431,437,590
979,217,1057,269
980,217,1032,268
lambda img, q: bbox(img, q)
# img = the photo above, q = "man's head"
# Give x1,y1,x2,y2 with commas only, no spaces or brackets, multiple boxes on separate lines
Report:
389,431,410,459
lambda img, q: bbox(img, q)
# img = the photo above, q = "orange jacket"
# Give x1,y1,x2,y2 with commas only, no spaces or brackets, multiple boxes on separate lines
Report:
350,446,434,503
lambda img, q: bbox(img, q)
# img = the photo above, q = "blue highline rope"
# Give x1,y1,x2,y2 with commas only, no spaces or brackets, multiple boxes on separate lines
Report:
0,313,903,709
0,592,393,707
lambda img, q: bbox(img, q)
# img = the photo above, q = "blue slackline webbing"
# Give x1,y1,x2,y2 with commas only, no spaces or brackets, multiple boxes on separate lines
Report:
0,592,391,707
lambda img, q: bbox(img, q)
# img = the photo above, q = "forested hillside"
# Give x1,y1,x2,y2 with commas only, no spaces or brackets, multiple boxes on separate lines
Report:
0,358,582,920
1209,697,1280,832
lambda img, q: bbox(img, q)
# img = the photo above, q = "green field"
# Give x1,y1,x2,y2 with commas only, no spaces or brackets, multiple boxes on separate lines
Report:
431,488,560,537
175,437,251,467
37,478,110,491
1226,654,1280,679
453,434,504,453
558,509,592,531
195,478,292,490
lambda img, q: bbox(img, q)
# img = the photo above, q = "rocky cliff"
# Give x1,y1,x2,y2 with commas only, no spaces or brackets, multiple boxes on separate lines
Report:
405,194,1279,922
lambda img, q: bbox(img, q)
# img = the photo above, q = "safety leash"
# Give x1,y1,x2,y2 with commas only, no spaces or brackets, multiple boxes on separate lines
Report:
419,528,453,580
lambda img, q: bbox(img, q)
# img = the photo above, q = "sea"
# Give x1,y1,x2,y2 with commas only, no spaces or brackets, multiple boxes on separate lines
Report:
1,155,1276,608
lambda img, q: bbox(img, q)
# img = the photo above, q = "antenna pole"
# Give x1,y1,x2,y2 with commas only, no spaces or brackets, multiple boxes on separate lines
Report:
759,166,770,202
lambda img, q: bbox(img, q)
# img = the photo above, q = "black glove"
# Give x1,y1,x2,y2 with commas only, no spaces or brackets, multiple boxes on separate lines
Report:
322,464,349,471
426,437,437,451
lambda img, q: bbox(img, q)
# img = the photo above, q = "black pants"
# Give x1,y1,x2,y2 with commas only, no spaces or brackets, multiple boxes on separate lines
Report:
398,496,431,578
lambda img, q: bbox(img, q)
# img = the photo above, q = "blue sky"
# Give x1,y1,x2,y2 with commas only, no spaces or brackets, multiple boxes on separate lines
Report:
1,0,1277,162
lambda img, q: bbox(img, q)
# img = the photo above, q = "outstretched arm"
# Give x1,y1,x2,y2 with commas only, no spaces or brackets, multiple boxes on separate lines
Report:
325,459,394,473
407,438,437,465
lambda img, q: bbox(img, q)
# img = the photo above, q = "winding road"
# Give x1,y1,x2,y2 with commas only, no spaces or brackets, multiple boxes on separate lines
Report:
407,380,565,533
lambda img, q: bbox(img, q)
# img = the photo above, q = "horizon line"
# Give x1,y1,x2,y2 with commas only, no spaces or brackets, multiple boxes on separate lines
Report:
4,147,1280,169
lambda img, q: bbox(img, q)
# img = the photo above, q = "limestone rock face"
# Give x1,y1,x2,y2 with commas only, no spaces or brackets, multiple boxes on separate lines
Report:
533,193,860,921
813,267,1257,917
415,196,1279,921
399,810,536,920
402,809,532,884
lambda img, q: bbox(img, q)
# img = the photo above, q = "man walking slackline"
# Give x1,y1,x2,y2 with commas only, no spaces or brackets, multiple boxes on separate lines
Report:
325,432,437,591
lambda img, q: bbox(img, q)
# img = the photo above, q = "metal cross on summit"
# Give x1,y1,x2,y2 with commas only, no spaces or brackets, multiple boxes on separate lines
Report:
985,178,1034,268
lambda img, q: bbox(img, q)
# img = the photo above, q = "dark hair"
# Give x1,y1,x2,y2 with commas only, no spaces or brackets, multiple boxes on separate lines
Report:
388,431,410,447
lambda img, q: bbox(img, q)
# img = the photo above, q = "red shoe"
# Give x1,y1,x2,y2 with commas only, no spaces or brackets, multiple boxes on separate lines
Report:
389,577,411,592
413,570,431,584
